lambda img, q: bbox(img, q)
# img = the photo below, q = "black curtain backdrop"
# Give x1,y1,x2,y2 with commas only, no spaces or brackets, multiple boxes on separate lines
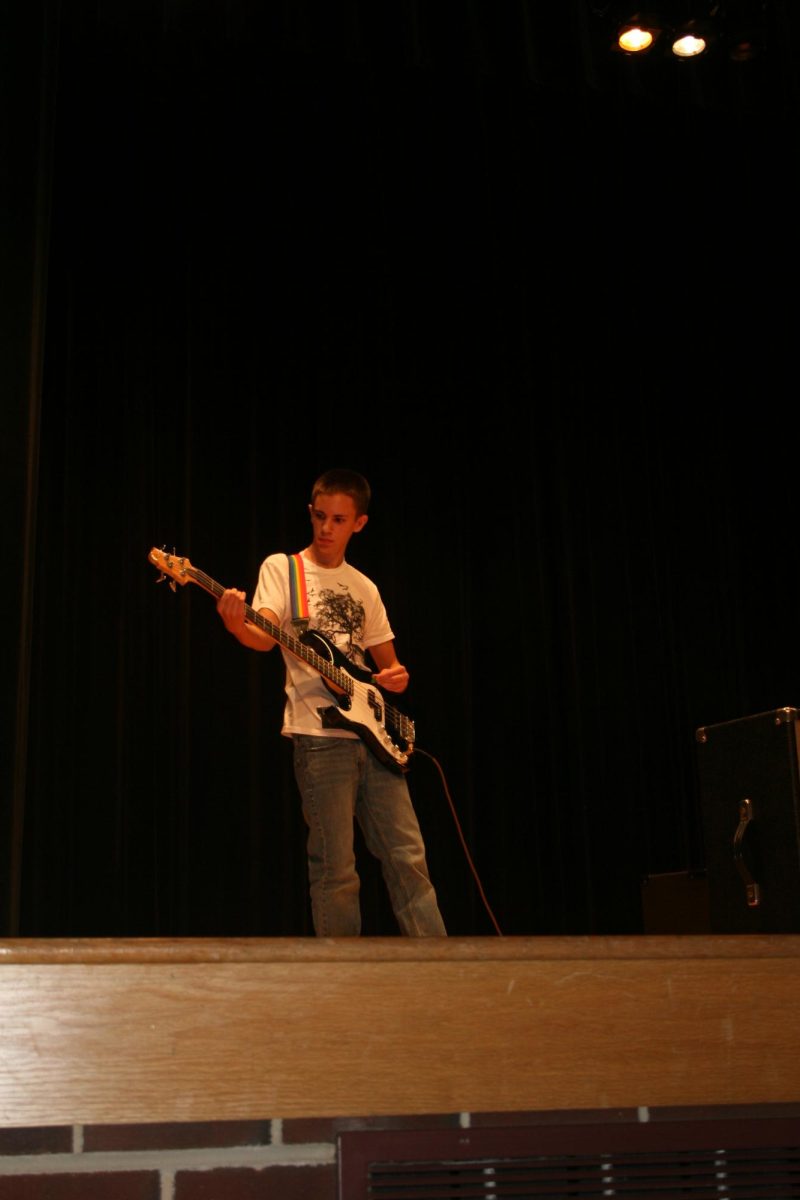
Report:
4,0,800,938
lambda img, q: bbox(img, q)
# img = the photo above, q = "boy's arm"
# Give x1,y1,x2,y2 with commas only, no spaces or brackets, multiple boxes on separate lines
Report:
217,588,279,652
369,640,409,693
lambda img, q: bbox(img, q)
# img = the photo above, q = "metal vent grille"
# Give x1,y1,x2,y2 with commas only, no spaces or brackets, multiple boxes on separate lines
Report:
338,1119,800,1199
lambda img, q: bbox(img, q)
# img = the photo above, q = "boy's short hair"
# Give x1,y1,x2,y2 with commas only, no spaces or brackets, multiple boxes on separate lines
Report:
311,468,371,516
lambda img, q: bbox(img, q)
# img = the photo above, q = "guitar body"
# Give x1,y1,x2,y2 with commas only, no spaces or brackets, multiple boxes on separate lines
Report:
298,630,412,773
147,548,415,773
299,629,375,689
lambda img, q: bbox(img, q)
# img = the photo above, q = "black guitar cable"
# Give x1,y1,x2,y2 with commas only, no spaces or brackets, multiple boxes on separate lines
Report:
413,747,504,937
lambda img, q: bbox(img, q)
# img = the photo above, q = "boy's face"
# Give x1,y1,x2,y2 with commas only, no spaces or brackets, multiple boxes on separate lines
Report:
307,491,368,568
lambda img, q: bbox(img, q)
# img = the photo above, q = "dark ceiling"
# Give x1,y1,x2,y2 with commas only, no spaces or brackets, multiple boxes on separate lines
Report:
79,0,799,119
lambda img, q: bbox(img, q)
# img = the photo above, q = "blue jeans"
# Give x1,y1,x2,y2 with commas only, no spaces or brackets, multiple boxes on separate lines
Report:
292,735,447,937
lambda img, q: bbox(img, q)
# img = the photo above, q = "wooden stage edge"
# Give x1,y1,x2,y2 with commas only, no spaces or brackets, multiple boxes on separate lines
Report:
1,934,799,1128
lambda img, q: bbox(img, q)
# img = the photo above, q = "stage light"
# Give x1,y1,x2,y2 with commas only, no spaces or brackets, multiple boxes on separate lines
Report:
672,31,708,56
618,25,655,51
729,36,756,60
613,12,663,53
726,20,765,61
608,2,767,65
669,16,713,57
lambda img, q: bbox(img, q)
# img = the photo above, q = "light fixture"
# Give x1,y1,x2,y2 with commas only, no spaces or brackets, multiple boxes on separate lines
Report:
726,18,765,62
613,12,663,53
609,2,763,62
618,25,655,51
670,17,713,57
672,32,708,55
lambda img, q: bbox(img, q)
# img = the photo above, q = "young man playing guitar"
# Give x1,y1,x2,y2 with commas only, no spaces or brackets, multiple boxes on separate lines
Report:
216,468,446,938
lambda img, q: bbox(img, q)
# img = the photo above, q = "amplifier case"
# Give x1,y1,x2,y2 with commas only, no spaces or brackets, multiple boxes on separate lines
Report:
695,706,800,933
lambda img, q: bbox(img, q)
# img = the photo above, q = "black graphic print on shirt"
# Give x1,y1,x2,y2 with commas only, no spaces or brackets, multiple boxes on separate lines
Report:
308,584,367,668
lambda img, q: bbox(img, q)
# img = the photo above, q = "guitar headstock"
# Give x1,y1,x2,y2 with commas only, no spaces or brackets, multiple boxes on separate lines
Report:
148,547,194,588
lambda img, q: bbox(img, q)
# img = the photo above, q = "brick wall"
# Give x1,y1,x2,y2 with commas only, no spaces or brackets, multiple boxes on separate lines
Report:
1,1104,798,1199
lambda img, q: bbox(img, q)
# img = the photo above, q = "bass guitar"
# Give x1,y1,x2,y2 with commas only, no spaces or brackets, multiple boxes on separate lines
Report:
148,547,415,773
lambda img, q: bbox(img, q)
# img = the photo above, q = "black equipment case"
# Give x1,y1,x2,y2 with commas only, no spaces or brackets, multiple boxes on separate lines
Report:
695,706,800,933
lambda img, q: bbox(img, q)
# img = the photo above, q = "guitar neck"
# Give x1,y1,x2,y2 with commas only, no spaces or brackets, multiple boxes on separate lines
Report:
184,565,352,694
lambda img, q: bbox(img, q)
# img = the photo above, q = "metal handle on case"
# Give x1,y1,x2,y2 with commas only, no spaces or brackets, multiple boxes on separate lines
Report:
733,797,760,907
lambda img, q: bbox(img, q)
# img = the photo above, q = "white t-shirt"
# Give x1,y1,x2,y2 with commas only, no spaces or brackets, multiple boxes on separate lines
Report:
252,550,395,739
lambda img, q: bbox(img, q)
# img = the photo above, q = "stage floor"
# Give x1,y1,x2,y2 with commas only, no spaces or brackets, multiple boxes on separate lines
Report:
1,934,799,1127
